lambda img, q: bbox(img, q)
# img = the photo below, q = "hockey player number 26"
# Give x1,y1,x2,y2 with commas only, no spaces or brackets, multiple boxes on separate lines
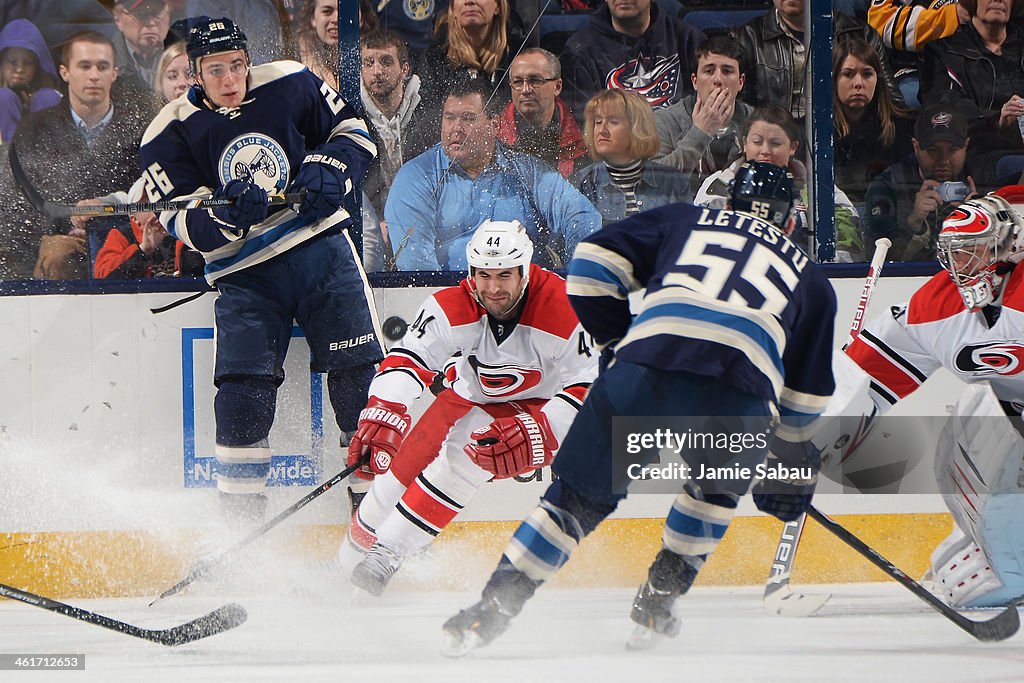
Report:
666,231,800,316
142,162,174,200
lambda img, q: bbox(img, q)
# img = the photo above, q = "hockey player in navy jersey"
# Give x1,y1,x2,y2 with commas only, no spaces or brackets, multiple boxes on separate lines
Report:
341,219,597,596
441,161,836,655
138,17,383,523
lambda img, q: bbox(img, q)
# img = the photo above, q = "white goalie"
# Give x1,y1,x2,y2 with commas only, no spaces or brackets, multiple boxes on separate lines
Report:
832,188,1024,608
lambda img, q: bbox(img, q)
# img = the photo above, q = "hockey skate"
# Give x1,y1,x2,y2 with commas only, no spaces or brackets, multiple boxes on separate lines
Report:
440,596,512,658
349,543,403,596
626,581,681,650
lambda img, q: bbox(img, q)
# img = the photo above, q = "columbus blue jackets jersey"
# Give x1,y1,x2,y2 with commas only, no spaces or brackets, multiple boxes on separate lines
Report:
566,202,836,434
138,60,376,283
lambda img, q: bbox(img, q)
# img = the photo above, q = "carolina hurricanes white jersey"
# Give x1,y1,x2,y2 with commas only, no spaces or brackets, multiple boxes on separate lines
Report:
847,266,1024,415
367,264,597,439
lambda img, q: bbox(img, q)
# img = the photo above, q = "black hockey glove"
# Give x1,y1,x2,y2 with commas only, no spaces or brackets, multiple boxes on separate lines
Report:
290,150,352,219
752,454,818,522
212,179,269,232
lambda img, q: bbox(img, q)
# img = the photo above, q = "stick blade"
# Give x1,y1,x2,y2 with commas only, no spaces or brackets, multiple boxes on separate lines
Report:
764,584,831,617
961,604,1020,642
156,603,248,646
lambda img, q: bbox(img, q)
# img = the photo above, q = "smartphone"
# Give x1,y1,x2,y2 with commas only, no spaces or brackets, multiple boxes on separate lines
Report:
936,181,969,203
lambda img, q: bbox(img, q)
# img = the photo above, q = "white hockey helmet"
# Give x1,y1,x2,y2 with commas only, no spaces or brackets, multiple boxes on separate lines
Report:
465,219,534,282
936,193,1024,311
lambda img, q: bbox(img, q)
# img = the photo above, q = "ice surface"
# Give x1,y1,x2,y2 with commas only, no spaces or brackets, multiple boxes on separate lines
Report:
1,582,1022,682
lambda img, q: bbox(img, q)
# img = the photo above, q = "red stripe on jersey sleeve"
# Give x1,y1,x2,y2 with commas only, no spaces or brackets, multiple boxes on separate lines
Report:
378,354,436,386
561,384,589,403
846,337,921,399
907,272,966,324
518,265,580,339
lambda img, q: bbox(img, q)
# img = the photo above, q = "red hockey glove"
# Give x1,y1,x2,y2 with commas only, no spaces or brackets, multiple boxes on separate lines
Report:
465,411,558,479
347,397,411,480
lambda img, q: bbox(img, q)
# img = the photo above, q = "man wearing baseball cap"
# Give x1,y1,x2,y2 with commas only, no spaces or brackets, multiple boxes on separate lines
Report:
863,102,981,262
112,0,171,86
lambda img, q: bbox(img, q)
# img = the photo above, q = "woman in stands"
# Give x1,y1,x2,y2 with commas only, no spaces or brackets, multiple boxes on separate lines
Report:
695,105,862,261
153,41,191,104
833,38,914,205
573,89,690,224
412,0,520,157
298,0,340,91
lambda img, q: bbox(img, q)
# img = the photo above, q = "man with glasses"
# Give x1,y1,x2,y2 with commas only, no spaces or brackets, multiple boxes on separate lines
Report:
498,48,587,179
139,17,383,526
112,0,171,86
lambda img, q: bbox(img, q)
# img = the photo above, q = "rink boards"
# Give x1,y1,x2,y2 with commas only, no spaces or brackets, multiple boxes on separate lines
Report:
0,275,964,597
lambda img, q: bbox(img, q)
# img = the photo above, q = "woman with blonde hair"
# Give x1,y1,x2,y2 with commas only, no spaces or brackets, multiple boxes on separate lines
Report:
414,0,520,155
152,41,192,104
573,89,690,224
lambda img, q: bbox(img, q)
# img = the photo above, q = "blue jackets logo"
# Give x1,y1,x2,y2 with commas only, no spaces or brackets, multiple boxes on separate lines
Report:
605,54,681,109
219,134,290,193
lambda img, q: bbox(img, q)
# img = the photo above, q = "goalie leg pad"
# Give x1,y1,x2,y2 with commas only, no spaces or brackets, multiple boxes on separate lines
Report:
934,383,1024,606
662,485,738,558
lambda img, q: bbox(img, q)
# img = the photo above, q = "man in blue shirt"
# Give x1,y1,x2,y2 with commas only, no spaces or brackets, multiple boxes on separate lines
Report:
385,77,602,271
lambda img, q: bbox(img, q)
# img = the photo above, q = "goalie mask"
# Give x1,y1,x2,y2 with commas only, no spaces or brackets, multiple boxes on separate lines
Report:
937,195,1024,311
466,219,534,316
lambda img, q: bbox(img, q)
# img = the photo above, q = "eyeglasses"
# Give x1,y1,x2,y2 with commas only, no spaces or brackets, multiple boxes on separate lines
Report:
509,76,558,91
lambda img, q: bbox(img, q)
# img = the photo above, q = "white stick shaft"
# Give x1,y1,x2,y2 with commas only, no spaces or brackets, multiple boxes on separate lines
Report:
846,238,892,347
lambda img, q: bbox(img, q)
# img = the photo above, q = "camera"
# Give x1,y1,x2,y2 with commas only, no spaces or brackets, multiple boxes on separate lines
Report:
936,181,969,203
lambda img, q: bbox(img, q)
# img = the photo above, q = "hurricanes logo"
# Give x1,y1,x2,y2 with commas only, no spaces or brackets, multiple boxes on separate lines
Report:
404,0,434,21
469,356,542,397
954,342,1024,375
605,54,680,108
219,134,290,193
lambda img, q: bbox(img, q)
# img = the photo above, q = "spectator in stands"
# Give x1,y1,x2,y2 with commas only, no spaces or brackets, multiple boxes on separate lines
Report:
360,29,426,266
695,105,861,261
359,0,379,33
371,0,530,59
573,88,689,224
867,0,969,108
112,0,172,86
0,18,60,143
864,102,979,262
385,77,602,271
920,0,1024,187
185,1,285,62
94,210,180,278
833,38,914,204
652,34,752,193
734,0,900,123
498,47,587,178
560,0,704,123
153,40,191,103
296,0,339,90
415,0,520,156
2,31,156,280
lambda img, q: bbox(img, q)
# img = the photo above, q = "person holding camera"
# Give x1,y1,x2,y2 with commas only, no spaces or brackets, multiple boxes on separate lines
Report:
864,102,982,261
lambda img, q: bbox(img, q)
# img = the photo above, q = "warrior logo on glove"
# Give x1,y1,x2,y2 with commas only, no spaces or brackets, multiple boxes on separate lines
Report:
465,410,559,480
347,397,412,481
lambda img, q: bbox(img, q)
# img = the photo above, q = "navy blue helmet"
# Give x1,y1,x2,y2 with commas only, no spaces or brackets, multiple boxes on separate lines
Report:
729,160,796,230
186,17,248,69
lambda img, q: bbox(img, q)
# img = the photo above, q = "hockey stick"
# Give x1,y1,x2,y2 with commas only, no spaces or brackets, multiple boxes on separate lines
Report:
8,144,305,220
0,582,246,646
763,238,892,616
805,506,1020,642
151,457,368,606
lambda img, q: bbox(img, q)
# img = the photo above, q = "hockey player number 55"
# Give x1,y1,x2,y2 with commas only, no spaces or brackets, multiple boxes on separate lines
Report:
665,231,800,316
